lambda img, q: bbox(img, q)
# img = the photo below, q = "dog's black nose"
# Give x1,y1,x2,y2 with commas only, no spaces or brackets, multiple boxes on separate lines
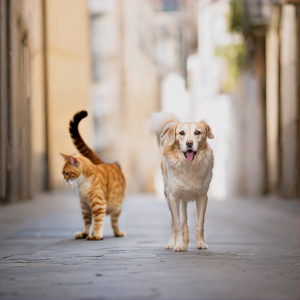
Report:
186,140,193,147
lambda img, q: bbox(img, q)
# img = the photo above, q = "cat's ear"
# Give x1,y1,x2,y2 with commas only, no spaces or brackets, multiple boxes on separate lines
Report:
60,153,69,161
69,156,79,167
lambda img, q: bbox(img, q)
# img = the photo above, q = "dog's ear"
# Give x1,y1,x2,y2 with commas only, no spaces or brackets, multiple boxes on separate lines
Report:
199,121,214,139
163,125,177,146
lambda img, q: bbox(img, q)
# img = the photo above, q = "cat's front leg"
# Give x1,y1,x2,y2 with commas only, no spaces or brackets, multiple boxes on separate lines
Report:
75,199,92,239
87,198,106,240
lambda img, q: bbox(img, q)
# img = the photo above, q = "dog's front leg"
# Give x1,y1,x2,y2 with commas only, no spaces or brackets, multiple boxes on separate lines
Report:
181,200,189,250
196,195,208,249
169,194,185,251
165,197,175,249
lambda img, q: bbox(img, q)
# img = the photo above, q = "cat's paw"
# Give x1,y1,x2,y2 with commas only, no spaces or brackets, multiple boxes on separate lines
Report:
197,242,208,249
75,232,89,239
86,235,104,241
115,231,126,237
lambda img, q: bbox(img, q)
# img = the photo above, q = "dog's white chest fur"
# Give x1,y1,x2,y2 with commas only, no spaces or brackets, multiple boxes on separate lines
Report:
166,154,212,201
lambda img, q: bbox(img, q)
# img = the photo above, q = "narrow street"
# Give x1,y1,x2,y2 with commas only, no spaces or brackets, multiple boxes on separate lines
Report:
0,191,299,300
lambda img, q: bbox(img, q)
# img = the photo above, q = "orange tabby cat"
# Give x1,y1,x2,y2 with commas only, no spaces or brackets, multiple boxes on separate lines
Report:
61,111,126,240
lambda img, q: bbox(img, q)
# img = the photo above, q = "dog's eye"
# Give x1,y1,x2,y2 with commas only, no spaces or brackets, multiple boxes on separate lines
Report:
195,131,201,135
179,131,185,136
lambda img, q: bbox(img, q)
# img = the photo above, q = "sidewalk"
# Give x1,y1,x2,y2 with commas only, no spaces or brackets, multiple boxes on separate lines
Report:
0,190,299,300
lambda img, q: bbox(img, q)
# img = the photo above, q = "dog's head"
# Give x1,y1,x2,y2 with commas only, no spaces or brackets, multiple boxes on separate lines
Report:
161,121,214,162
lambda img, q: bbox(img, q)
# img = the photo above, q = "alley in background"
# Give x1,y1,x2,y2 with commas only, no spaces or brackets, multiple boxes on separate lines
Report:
1,2,299,298
1,0,299,202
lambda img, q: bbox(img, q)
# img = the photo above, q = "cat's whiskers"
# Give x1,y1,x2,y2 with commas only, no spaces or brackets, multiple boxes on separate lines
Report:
69,180,79,193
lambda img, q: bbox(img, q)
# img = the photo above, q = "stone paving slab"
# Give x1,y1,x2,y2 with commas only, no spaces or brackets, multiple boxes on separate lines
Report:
0,191,299,300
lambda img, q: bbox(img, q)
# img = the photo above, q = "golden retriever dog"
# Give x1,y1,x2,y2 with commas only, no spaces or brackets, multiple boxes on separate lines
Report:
150,112,214,251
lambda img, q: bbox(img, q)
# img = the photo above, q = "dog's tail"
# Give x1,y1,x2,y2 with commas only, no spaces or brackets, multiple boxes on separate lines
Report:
149,111,179,145
69,111,103,165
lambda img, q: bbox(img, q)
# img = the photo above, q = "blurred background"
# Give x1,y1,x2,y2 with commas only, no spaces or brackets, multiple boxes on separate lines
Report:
0,0,299,204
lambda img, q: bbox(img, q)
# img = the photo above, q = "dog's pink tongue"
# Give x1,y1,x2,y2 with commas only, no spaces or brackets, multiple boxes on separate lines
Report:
187,151,194,162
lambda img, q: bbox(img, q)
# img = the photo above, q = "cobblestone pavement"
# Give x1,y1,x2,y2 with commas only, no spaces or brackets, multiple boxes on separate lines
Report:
0,191,299,300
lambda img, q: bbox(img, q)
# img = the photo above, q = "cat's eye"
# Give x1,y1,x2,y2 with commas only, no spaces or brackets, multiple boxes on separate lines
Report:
195,131,201,135
65,172,69,176
179,131,185,136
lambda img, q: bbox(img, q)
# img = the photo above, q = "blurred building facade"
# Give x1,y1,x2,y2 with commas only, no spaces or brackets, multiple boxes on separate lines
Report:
266,0,299,198
88,1,159,194
0,0,92,203
231,0,299,198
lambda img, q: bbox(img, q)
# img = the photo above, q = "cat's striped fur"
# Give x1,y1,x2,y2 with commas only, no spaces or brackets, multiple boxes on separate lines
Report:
61,111,125,240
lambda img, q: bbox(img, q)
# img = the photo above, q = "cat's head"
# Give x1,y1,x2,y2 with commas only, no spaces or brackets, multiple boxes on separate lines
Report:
60,153,81,183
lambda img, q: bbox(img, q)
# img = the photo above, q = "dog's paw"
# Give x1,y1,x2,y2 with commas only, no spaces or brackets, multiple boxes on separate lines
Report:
197,242,208,249
86,235,103,240
173,244,186,252
75,232,88,239
165,244,174,250
115,231,126,237
184,239,189,250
